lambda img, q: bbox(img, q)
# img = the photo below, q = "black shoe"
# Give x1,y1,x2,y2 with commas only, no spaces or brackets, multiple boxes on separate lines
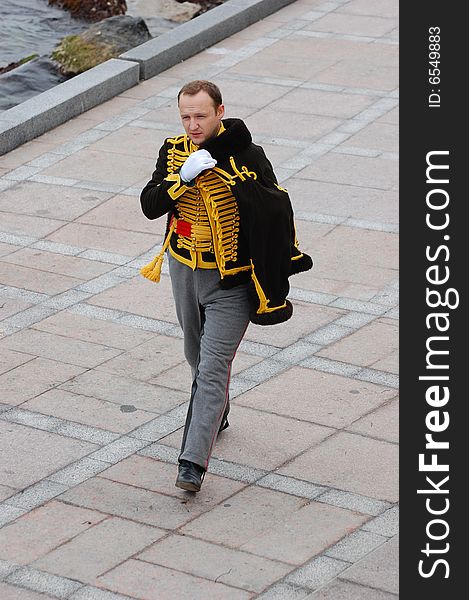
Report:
218,405,230,435
176,460,205,492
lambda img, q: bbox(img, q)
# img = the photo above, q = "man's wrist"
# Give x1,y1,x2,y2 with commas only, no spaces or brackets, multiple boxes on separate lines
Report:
179,172,196,186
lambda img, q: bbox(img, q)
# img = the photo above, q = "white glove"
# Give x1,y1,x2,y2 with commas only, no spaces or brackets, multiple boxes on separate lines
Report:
180,149,217,183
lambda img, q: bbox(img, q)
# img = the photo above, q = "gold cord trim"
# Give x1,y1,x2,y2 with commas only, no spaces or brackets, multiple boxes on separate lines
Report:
140,219,177,283
163,133,254,274
250,260,287,314
230,156,257,183
166,174,190,200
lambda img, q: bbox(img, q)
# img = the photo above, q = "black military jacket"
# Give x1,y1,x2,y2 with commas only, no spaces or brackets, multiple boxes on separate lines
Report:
140,118,312,325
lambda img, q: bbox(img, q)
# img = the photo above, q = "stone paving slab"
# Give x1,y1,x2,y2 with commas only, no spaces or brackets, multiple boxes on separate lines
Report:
76,194,164,235
339,534,399,595
147,360,192,392
298,152,398,190
162,403,334,470
0,0,398,597
0,262,83,296
0,242,22,257
0,348,34,375
3,249,114,282
342,122,398,153
31,311,154,350
97,558,254,600
87,277,178,323
0,329,123,369
94,334,185,381
22,389,157,435
0,485,17,502
234,366,396,428
180,485,367,564
0,358,85,407
0,181,113,220
59,467,244,528
0,212,66,239
315,52,398,91
0,501,105,566
0,422,98,489
317,318,398,368
45,222,157,256
370,349,398,374
32,517,165,585
0,141,56,169
138,533,293,593
247,108,341,141
102,454,249,501
59,368,187,414
347,396,398,443
278,431,398,502
244,301,344,347
304,579,398,599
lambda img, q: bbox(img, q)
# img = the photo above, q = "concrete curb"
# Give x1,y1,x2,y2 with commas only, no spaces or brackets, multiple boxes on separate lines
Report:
0,0,296,156
0,59,139,156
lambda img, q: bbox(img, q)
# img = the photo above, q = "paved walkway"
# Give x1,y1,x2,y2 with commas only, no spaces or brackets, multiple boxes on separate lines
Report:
0,0,399,598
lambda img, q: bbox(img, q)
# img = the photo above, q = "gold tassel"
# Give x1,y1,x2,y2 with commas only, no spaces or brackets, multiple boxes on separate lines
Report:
140,220,176,283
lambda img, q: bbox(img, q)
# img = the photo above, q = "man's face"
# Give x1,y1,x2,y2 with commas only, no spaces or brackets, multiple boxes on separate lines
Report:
178,90,224,145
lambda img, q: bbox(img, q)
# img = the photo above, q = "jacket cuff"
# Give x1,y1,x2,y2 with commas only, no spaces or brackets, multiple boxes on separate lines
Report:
250,300,293,326
165,173,193,199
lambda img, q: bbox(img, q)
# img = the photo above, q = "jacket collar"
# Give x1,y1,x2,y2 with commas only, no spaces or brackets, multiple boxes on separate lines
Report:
200,118,252,163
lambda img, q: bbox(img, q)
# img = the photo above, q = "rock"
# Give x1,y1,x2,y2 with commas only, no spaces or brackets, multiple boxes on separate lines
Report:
128,0,201,23
0,56,67,111
51,15,151,75
0,54,39,76
51,35,114,76
81,15,152,54
175,0,224,13
48,0,127,22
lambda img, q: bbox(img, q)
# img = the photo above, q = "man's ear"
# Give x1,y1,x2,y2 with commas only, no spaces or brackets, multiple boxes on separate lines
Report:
217,104,225,119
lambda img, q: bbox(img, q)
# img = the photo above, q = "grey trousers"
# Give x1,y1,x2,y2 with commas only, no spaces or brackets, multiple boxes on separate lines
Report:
168,254,251,470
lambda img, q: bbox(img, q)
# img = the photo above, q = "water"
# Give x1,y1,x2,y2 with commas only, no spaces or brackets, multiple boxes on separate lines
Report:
0,0,89,111
0,1,182,112
0,0,88,66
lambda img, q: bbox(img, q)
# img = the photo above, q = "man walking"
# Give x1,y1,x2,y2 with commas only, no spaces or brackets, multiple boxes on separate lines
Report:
140,80,312,492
